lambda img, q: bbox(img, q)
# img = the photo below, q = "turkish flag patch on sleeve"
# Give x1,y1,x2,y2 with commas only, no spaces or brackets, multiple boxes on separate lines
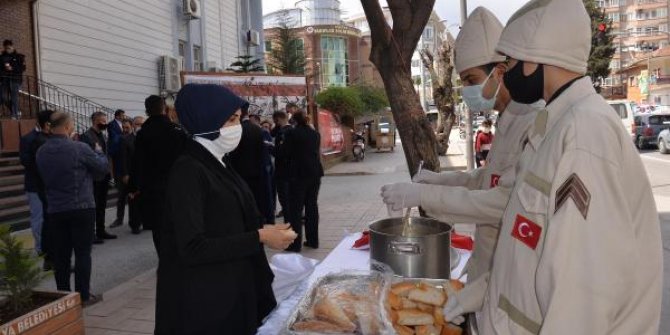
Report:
511,214,542,250
490,174,501,188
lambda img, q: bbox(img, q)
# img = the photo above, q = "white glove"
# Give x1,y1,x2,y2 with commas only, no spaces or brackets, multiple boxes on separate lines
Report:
380,183,422,211
443,294,465,325
412,170,442,184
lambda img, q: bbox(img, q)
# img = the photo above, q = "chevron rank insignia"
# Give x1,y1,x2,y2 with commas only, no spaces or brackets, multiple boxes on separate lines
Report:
555,174,591,219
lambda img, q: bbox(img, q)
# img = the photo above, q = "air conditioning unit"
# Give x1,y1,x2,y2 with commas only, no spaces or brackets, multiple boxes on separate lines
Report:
183,0,201,20
159,55,182,93
247,30,260,47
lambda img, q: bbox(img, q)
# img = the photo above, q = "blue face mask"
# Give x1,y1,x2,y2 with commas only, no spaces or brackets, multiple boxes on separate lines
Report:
461,70,500,112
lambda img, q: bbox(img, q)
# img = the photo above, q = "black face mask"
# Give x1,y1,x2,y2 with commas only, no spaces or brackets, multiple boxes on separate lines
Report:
503,61,544,104
97,123,108,131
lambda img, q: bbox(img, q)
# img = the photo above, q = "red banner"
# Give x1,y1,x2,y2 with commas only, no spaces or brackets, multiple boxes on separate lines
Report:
318,110,344,155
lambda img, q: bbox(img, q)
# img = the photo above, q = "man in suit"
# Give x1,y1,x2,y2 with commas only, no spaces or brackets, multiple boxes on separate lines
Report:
0,40,26,119
134,96,188,254
271,111,292,219
80,111,117,243
110,118,132,229
229,108,274,225
284,111,324,252
107,110,125,228
116,117,144,234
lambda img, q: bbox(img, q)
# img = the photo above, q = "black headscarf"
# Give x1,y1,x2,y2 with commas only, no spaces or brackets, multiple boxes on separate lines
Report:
175,84,248,140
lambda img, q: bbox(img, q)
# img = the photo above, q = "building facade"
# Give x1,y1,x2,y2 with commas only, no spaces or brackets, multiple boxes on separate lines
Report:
1,0,264,115
263,0,362,92
346,9,450,110
599,0,670,99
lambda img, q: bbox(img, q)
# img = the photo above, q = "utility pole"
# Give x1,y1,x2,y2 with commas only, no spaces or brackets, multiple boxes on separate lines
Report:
460,0,475,170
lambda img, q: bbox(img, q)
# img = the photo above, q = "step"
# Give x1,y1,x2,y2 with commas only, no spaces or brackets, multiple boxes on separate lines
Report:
0,194,27,210
0,156,21,166
0,175,23,187
0,165,24,177
0,204,30,222
0,184,24,198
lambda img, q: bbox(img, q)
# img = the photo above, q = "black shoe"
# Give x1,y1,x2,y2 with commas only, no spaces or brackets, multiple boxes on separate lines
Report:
93,238,105,245
82,294,103,307
131,227,141,235
109,220,123,228
276,210,284,218
97,232,117,240
303,241,319,249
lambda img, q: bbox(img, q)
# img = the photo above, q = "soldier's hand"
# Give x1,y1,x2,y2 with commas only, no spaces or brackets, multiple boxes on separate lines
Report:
412,170,442,184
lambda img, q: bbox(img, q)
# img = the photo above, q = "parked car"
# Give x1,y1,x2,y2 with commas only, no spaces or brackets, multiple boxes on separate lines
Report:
658,129,670,154
633,113,670,149
607,100,637,144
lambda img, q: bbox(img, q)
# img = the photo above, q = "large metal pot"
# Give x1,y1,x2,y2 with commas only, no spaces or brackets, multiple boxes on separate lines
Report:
369,217,452,279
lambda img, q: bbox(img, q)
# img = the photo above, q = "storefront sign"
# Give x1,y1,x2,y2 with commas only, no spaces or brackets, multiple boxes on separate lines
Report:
306,26,360,37
181,73,308,117
318,110,344,155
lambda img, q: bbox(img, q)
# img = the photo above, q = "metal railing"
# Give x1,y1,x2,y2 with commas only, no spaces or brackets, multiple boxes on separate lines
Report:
0,75,114,133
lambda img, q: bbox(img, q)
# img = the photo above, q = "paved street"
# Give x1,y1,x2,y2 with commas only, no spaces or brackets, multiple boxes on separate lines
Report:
25,135,670,334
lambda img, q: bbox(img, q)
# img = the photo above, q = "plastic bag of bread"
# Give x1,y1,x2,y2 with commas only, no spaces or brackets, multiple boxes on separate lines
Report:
286,271,394,335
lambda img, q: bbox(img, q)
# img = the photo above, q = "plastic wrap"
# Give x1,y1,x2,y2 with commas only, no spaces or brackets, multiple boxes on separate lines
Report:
284,270,395,335
270,254,320,303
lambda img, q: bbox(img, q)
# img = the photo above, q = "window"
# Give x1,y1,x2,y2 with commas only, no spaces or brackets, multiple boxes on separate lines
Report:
423,27,434,41
607,13,620,22
178,40,186,58
610,59,621,70
320,36,348,87
648,115,670,125
193,45,203,71
611,103,628,119
265,40,272,52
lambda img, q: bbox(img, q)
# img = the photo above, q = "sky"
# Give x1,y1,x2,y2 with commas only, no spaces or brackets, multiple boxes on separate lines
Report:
262,0,529,36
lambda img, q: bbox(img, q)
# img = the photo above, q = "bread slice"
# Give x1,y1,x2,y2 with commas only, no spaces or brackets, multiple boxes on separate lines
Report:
397,309,435,326
388,292,403,310
417,324,443,335
408,285,446,306
394,324,416,335
292,320,355,333
392,282,417,297
313,297,357,331
434,306,445,326
416,302,434,312
401,297,419,309
441,323,463,335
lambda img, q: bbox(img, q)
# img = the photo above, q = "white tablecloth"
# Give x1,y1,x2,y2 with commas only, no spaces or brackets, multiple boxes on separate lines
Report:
257,233,471,334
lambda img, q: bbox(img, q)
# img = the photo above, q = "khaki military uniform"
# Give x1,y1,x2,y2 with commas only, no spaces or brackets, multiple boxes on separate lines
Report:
420,101,540,312
481,78,662,334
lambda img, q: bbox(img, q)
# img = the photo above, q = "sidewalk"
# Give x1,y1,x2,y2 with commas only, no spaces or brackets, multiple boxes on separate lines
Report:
82,139,469,334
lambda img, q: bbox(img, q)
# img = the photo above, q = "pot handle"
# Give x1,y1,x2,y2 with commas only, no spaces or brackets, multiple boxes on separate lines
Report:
389,241,422,255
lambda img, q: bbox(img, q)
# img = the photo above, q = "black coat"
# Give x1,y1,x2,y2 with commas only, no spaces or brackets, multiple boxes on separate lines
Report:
229,120,265,180
285,124,324,180
133,115,187,230
156,140,276,335
79,128,110,180
117,133,135,179
0,51,26,82
272,125,292,179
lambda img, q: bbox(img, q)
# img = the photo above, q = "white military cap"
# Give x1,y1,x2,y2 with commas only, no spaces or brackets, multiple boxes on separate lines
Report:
496,0,591,74
454,7,507,74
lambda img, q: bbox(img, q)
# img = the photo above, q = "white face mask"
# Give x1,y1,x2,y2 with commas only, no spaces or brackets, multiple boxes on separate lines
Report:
461,70,500,112
195,124,243,159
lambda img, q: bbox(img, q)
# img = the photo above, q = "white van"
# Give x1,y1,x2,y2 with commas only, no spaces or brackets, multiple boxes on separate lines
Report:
607,100,636,143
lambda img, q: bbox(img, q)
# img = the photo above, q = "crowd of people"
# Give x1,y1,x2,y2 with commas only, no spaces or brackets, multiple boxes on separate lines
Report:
18,84,323,312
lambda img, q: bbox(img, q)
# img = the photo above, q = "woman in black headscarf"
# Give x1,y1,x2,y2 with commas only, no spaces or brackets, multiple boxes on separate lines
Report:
155,84,297,335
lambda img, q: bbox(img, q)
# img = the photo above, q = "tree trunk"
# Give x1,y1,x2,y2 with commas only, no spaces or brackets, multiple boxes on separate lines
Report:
361,0,440,176
420,46,456,157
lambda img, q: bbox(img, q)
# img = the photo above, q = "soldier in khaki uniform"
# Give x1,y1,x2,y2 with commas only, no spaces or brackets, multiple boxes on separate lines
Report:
478,0,663,334
380,7,543,324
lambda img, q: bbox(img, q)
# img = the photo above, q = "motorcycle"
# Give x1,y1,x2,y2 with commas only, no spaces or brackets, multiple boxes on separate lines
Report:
352,132,366,162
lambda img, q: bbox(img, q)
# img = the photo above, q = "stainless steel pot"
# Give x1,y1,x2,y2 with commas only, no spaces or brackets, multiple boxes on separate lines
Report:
369,217,452,279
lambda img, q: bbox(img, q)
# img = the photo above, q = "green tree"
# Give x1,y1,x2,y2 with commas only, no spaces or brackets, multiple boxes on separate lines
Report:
316,87,364,118
266,14,306,75
584,0,616,92
227,55,265,73
0,224,49,315
351,85,389,115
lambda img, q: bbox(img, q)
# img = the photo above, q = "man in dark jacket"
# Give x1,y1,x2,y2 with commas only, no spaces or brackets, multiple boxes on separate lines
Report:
118,117,144,234
229,109,274,225
271,111,292,218
37,112,109,305
107,110,125,226
80,112,117,242
30,110,55,269
0,40,26,119
110,118,132,229
134,95,188,254
284,111,324,252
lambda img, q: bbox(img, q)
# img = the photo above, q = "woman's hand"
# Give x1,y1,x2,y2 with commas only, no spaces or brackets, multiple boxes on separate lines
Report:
259,225,297,250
